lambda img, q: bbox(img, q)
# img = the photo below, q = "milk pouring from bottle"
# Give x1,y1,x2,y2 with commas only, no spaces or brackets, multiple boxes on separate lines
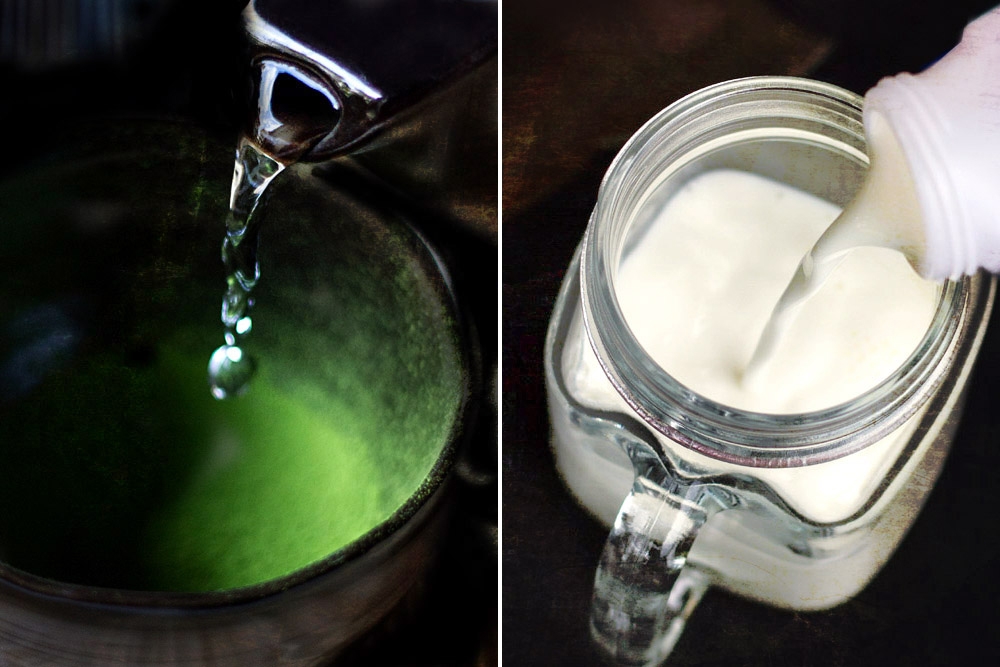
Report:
545,73,995,665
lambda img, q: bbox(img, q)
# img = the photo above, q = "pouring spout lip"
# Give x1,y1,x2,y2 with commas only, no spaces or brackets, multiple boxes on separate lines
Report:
243,5,392,161
246,51,390,162
242,2,383,102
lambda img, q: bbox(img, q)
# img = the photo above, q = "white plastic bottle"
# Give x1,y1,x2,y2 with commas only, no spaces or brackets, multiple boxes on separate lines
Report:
755,5,1000,360
860,5,1000,280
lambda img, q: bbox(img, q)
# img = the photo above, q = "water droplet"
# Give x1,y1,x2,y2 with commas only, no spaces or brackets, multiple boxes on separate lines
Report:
235,316,252,335
208,344,257,400
222,282,250,328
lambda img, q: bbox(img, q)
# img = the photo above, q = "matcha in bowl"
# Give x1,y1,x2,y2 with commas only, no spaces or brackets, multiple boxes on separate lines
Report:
0,121,469,665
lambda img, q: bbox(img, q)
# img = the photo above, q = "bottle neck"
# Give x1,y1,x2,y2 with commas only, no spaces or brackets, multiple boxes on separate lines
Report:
865,75,976,280
863,7,1000,280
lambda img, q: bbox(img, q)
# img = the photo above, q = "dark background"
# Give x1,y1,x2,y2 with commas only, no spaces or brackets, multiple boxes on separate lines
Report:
1,1,497,664
502,0,1000,665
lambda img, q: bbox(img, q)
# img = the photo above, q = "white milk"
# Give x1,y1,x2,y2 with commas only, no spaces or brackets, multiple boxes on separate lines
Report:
747,113,928,375
618,168,937,413
551,167,960,609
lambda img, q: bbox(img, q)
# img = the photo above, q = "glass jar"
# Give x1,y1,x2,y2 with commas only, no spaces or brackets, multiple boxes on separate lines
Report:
544,77,994,666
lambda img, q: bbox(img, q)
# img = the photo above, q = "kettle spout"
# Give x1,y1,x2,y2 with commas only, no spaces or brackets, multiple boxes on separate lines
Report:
248,57,378,163
242,0,496,163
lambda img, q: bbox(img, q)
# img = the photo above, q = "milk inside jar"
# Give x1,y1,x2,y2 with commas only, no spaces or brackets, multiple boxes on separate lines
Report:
545,77,994,618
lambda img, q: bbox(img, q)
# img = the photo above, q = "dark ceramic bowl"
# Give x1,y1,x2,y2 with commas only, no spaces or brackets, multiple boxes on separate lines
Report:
0,121,471,665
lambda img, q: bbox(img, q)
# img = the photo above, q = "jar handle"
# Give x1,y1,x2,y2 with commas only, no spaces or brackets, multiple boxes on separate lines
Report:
590,475,712,666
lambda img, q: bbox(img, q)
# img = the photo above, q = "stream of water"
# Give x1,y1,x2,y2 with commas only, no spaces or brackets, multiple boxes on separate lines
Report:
207,138,286,399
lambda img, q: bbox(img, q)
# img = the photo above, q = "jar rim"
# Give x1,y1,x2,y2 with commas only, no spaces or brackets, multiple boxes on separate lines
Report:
581,76,989,467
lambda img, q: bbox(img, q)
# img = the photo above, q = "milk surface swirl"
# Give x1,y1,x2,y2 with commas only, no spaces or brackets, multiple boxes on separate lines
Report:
616,168,938,414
